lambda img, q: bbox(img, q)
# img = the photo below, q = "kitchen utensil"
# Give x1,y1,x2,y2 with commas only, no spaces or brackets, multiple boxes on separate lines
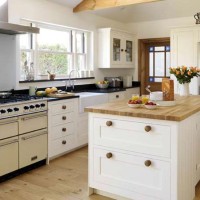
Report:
29,86,37,96
47,71,56,80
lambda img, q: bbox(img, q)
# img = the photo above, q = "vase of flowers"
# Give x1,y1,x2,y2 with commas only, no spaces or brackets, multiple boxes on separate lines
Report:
169,66,200,96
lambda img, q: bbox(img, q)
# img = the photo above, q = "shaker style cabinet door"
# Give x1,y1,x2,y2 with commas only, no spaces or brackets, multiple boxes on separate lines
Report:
98,28,136,69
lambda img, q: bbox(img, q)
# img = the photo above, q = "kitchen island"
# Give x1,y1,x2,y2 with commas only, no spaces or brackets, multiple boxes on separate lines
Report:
85,96,200,200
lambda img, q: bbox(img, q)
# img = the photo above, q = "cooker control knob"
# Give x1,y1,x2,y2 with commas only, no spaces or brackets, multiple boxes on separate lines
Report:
35,104,40,108
24,106,29,110
7,108,13,113
14,107,19,112
41,103,45,107
30,105,35,109
1,109,6,114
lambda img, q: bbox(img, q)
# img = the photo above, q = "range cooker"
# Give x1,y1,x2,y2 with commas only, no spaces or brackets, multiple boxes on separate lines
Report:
0,94,48,178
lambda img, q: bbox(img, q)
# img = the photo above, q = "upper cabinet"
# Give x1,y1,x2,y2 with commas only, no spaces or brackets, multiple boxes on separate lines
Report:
98,28,136,68
171,26,200,95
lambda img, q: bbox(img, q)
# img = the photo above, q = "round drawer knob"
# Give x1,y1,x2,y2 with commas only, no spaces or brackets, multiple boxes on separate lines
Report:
144,160,152,167
62,116,67,120
62,128,66,132
106,152,113,159
62,140,66,145
62,105,67,109
106,121,112,127
116,95,119,98
145,125,151,132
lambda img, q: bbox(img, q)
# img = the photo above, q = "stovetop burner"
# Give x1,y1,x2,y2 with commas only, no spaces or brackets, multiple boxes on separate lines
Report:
0,94,43,104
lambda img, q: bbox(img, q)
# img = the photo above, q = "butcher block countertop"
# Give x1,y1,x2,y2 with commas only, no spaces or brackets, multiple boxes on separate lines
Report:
85,95,200,121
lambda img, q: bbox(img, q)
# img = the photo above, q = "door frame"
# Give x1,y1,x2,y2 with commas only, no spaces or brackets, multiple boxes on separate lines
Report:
138,37,170,94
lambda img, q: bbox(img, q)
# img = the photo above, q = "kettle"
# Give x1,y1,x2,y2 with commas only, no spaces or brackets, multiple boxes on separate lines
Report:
29,86,37,96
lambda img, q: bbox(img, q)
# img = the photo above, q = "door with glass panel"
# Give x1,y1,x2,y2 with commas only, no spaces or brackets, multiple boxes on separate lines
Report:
139,38,170,94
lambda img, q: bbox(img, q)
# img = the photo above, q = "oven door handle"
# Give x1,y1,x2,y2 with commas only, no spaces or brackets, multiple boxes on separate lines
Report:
21,131,47,141
0,139,19,147
21,113,47,121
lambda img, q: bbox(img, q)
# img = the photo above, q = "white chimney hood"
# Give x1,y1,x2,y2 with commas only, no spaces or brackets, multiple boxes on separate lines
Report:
0,0,39,35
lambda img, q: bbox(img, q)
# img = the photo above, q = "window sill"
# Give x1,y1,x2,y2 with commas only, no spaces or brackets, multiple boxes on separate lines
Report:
19,77,95,83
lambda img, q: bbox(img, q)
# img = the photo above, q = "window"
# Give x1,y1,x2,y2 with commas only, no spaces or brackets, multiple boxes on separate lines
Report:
148,45,170,83
20,22,92,81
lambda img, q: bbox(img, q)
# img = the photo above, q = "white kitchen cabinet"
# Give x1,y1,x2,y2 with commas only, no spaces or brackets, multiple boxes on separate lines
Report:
88,113,197,200
125,87,140,99
48,99,78,160
108,91,125,102
98,28,136,68
171,27,200,95
77,113,88,146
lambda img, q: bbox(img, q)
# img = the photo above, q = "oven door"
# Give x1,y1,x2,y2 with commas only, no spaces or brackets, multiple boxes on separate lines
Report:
19,129,47,168
19,112,47,134
0,136,19,176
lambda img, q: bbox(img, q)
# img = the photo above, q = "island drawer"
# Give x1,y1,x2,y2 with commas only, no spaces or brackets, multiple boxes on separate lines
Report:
93,117,171,158
49,100,74,114
93,148,170,200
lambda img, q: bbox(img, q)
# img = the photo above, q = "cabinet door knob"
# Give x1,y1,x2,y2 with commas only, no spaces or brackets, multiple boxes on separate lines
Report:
62,116,67,120
144,160,151,167
62,140,66,145
62,128,66,132
106,152,113,159
62,105,67,109
121,49,124,52
106,121,112,126
145,125,151,132
116,95,119,98
125,49,127,52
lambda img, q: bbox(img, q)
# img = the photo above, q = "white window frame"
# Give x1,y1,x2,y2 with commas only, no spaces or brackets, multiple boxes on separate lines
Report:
19,20,93,81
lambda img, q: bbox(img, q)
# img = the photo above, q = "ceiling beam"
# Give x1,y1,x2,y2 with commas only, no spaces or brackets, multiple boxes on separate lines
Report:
73,0,161,13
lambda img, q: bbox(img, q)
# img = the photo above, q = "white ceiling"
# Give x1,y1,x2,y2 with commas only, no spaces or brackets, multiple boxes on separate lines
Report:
49,0,200,23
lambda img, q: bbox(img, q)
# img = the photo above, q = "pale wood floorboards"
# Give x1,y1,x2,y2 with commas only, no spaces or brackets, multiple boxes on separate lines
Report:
0,147,200,200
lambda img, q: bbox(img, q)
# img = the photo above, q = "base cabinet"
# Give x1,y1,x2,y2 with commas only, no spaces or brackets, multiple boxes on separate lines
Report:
48,99,78,160
88,113,198,200
93,148,170,200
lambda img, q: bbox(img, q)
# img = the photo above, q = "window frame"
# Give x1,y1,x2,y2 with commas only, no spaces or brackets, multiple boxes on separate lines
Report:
19,20,93,81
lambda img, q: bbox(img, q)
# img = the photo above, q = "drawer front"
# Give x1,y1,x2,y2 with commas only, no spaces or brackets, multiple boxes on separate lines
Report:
108,92,125,102
0,117,18,139
50,122,74,140
93,148,170,200
49,134,76,158
19,112,47,134
19,129,47,168
52,112,74,126
49,101,74,114
0,136,19,176
93,118,171,158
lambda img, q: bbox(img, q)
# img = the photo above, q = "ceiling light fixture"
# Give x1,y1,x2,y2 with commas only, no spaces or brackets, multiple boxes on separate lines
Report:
194,12,200,24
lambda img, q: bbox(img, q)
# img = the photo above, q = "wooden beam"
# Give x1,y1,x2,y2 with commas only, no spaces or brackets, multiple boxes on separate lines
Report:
73,0,161,13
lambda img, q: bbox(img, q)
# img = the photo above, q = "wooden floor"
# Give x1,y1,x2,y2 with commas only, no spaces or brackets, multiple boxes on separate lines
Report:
0,147,200,200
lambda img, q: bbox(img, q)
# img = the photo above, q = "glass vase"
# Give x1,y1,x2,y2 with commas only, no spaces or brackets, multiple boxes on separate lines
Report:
179,83,190,96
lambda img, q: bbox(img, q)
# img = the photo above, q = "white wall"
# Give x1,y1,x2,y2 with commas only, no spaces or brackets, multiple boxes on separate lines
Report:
127,16,195,39
0,0,135,90
0,34,16,91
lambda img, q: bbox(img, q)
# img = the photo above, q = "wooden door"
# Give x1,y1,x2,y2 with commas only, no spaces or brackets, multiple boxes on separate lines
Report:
139,38,170,94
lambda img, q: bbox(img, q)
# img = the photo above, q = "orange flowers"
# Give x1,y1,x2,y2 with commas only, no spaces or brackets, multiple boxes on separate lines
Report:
169,66,200,84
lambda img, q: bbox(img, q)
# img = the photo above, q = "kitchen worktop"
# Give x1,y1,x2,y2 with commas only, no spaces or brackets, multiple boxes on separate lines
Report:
85,95,200,121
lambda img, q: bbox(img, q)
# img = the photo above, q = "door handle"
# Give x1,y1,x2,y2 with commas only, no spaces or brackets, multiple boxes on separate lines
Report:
0,139,19,147
21,131,47,140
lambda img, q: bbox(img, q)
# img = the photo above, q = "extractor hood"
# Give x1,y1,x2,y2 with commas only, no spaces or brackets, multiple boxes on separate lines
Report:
0,0,39,35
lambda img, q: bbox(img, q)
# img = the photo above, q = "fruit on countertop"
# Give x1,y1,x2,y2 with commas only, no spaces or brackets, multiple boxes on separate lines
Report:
97,81,109,84
45,88,52,94
45,87,58,94
145,101,157,105
128,99,142,104
36,91,46,96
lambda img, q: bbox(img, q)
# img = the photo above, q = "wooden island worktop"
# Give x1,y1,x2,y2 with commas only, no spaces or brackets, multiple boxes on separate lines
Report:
85,95,200,121
86,95,200,200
